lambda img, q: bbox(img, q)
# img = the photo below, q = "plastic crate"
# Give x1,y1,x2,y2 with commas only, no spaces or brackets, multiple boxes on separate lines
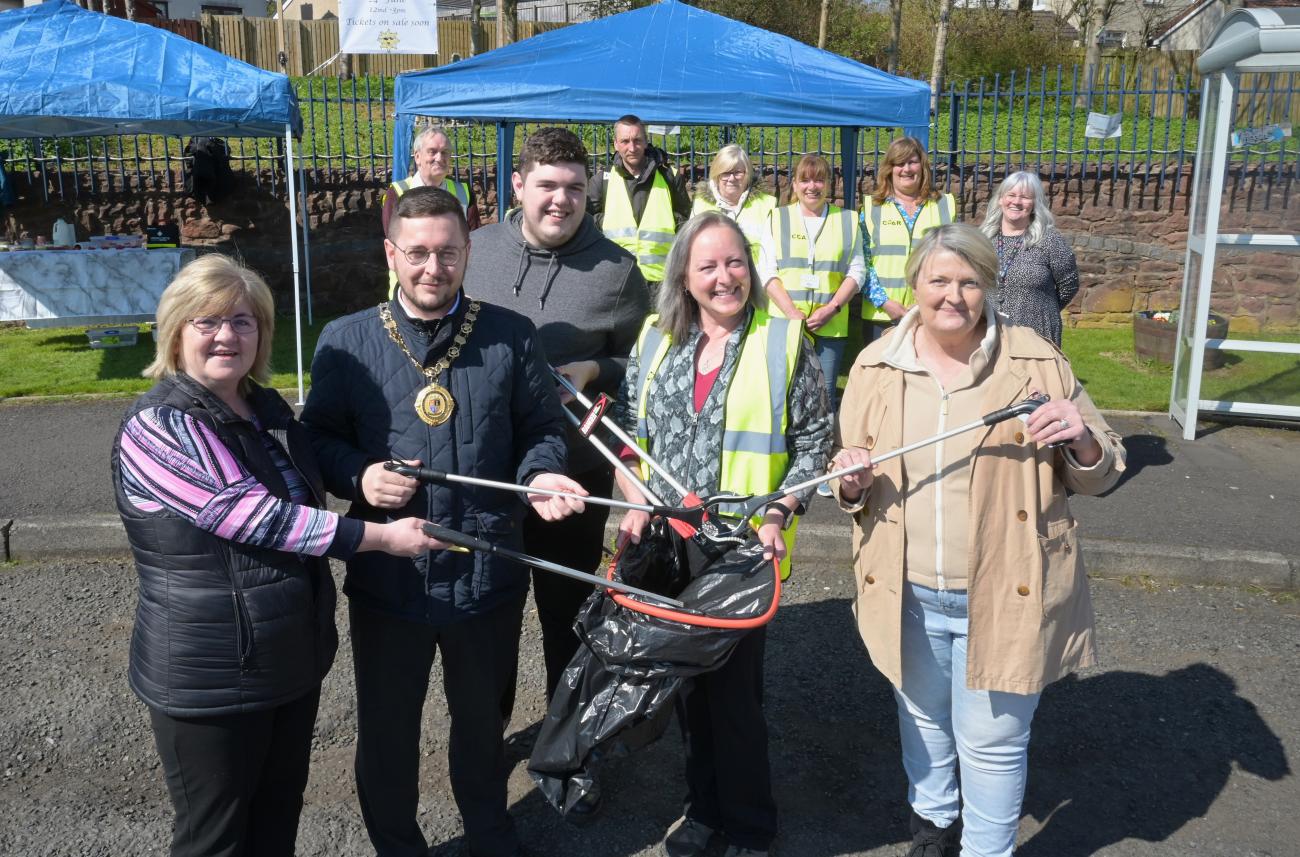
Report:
86,326,140,349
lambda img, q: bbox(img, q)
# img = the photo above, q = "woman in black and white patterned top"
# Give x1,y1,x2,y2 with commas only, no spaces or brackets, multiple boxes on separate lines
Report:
980,172,1079,345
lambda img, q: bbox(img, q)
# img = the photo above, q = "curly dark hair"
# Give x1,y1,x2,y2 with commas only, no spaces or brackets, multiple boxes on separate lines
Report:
517,127,590,178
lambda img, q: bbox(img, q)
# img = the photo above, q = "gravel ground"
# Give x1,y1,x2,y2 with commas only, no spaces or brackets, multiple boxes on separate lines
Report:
1,558,1296,857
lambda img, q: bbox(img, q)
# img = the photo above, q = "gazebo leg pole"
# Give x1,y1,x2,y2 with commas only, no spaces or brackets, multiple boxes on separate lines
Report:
298,157,313,326
285,123,306,406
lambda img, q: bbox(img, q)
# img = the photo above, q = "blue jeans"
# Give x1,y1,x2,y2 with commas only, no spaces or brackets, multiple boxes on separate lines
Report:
812,334,847,412
895,583,1041,857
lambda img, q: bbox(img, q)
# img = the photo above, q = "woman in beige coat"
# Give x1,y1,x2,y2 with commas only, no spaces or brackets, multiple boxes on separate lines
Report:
831,224,1124,857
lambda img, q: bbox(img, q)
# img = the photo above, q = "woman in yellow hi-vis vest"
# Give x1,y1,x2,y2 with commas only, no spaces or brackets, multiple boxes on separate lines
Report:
860,137,956,344
612,212,831,857
691,144,777,261
758,154,866,414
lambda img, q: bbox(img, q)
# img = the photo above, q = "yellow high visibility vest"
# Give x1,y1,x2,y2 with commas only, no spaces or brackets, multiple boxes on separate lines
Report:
770,203,856,339
691,190,777,262
632,310,804,578
603,170,677,282
860,193,955,322
385,176,471,298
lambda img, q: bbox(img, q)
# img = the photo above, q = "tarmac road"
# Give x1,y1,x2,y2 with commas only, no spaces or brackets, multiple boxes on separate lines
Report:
0,555,1296,857
2,397,1296,588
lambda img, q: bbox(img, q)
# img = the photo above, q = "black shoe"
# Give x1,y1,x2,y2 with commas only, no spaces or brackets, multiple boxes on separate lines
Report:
565,777,603,827
906,811,961,857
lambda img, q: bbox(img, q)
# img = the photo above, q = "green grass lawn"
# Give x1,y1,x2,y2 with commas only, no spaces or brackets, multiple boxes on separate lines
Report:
1061,326,1300,412
3,319,1298,413
0,316,331,400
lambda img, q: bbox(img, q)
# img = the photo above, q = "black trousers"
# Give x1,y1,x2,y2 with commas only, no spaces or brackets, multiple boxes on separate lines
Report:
351,595,525,857
678,626,778,851
149,687,321,857
520,465,614,703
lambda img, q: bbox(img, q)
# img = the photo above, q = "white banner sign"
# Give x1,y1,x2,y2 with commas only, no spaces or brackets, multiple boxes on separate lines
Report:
1084,112,1122,140
339,0,438,55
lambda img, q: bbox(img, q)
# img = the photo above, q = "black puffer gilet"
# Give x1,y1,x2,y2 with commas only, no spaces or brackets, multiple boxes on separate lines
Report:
111,373,338,717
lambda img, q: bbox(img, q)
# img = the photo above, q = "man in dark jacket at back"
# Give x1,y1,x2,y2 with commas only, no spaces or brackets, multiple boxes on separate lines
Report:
587,114,691,294
465,130,649,788
302,186,587,857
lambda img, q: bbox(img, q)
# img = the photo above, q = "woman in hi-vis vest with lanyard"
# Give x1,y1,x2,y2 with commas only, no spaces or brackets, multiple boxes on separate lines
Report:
758,154,866,417
860,137,957,344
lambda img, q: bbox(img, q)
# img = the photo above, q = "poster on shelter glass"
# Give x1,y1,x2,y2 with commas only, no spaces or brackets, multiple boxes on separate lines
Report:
339,0,438,54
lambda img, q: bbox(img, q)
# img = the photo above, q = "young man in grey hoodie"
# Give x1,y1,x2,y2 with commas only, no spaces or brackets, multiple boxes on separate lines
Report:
463,128,650,797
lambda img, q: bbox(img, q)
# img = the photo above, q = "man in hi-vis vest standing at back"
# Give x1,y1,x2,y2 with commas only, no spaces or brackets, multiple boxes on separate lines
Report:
382,126,482,296
588,114,692,298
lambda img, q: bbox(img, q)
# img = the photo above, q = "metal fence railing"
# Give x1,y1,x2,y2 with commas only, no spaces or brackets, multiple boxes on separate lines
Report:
3,63,1296,212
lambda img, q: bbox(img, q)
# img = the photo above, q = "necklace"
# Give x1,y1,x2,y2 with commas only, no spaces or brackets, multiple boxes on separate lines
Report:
379,299,481,426
995,231,1025,285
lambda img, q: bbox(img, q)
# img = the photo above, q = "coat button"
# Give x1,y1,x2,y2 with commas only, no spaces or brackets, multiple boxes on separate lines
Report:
865,434,875,449
865,574,876,585
1016,510,1028,522
1064,543,1072,554
1017,584,1030,596
1014,431,1025,444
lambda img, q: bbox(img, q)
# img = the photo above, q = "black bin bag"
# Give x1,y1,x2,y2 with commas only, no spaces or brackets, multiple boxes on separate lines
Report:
527,518,778,817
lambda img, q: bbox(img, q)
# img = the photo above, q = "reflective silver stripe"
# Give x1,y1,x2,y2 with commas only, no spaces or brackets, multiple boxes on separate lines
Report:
937,194,953,224
776,255,811,268
722,430,787,454
635,324,667,442
777,206,794,268
810,260,845,273
720,315,794,459
605,227,639,239
878,275,906,290
638,230,676,244
784,289,816,302
638,253,668,266
870,203,883,239
871,244,908,257
838,210,854,275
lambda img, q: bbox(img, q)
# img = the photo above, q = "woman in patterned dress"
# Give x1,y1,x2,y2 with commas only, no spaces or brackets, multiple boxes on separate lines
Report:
979,171,1080,345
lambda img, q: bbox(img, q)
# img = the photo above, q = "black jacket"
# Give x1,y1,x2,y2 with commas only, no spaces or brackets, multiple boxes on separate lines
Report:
301,294,568,626
588,144,692,229
112,373,338,717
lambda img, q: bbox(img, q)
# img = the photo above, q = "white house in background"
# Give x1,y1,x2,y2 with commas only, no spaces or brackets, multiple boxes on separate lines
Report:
1148,0,1295,51
1038,0,1202,50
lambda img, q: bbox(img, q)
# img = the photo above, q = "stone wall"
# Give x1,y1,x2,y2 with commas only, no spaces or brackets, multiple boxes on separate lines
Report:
4,164,1296,331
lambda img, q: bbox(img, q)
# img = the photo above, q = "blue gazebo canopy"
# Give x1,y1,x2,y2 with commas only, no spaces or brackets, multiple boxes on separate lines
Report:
391,0,930,211
0,0,301,138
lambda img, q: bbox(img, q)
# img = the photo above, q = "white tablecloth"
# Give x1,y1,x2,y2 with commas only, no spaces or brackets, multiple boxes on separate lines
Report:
0,248,196,327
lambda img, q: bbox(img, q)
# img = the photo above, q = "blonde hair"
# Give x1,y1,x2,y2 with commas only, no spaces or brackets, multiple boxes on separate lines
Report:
144,254,276,392
709,144,754,186
904,223,999,294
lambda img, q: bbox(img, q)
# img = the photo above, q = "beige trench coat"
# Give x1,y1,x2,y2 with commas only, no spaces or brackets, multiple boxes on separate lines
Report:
834,323,1126,695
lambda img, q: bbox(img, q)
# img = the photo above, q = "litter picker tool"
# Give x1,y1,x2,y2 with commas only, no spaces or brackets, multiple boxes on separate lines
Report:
383,462,712,531
419,522,684,608
696,395,1052,542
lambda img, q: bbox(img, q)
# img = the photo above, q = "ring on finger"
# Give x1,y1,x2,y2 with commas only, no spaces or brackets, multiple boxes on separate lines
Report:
1059,417,1069,430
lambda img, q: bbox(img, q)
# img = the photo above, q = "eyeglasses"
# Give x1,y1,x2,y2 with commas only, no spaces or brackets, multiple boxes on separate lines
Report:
719,170,747,180
188,315,258,335
391,243,465,268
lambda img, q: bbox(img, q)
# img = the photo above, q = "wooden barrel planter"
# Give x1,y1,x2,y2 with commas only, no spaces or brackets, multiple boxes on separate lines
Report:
1133,311,1228,369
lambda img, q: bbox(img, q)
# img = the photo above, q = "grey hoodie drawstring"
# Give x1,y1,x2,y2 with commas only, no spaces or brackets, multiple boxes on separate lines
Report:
511,245,531,297
537,253,560,310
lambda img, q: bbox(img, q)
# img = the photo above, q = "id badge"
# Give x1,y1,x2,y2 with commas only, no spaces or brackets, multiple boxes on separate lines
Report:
800,273,819,292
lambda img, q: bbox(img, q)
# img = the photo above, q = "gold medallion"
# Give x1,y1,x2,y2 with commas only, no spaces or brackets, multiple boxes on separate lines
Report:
415,382,455,426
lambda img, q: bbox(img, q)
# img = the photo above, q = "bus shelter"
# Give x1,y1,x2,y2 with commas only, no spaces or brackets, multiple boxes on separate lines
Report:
1171,7,1300,437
